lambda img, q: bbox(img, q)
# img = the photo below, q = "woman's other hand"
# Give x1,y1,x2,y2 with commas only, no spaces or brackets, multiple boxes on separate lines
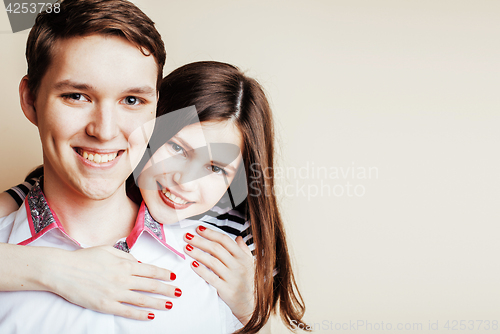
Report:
183,226,255,325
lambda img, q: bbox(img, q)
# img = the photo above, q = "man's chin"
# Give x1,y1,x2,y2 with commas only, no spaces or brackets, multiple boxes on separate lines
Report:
78,182,124,201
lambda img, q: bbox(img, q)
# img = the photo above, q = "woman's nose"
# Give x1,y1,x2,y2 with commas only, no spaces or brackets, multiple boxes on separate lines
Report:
172,171,198,191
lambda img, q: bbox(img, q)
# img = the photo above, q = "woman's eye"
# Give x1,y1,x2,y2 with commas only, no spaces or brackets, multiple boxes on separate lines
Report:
170,142,184,154
211,165,226,175
124,96,140,105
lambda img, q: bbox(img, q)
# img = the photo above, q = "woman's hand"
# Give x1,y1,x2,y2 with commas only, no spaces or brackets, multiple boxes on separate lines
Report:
183,226,255,325
42,245,180,320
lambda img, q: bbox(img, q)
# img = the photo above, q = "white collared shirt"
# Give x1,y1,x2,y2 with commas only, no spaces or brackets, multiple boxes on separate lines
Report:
0,183,243,334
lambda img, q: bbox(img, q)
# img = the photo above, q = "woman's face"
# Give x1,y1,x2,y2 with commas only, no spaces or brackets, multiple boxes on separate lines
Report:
138,120,243,225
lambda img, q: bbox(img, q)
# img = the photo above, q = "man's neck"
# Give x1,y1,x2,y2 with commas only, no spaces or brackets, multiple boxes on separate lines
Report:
42,172,138,247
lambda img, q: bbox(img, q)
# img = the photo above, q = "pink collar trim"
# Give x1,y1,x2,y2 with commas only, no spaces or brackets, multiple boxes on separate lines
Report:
125,202,185,259
21,182,79,246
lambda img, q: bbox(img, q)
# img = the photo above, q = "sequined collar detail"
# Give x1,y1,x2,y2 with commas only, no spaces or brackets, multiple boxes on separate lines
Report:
27,181,55,234
21,181,78,246
122,202,185,259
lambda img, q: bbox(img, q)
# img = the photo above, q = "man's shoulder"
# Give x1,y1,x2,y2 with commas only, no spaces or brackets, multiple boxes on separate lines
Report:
0,202,28,243
0,210,17,227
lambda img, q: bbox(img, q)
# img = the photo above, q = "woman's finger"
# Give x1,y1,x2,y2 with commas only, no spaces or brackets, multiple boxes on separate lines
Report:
189,259,224,291
236,236,254,258
133,262,177,282
103,246,176,283
184,243,231,280
129,276,181,298
104,301,157,321
183,232,237,269
195,226,246,259
120,290,175,311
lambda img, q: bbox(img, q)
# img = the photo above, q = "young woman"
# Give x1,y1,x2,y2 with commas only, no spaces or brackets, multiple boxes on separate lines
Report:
1,61,307,333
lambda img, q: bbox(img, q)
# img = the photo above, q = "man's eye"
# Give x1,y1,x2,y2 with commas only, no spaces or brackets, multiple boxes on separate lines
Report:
63,93,87,101
124,96,140,105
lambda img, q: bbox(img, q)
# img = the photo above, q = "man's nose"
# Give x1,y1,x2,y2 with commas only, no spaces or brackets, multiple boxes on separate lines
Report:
85,102,119,141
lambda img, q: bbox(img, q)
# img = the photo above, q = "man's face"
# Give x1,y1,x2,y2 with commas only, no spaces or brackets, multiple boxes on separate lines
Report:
31,35,157,200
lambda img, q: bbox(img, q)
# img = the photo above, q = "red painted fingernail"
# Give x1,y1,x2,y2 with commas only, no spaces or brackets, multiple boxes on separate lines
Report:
138,261,142,263
165,301,173,309
170,272,176,281
192,261,199,268
148,313,155,320
175,288,182,297
186,233,194,240
186,244,193,251
198,225,206,232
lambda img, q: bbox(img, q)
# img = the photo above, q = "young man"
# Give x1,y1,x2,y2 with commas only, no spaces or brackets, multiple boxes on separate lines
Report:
0,0,243,333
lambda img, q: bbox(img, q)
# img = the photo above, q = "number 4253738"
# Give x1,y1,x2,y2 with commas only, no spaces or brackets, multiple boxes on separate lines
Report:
443,320,498,331
5,2,60,14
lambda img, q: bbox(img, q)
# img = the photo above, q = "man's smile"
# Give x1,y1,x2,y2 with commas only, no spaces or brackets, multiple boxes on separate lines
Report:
74,148,125,167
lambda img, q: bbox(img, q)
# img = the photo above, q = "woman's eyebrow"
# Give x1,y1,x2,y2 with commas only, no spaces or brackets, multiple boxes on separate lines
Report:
208,143,240,170
173,134,238,171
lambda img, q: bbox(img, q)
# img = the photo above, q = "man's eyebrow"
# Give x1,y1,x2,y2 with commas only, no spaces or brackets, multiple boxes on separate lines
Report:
53,81,155,96
53,80,94,91
123,86,156,96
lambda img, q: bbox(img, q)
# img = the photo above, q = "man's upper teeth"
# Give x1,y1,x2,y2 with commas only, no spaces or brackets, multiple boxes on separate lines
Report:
81,150,118,164
162,189,188,204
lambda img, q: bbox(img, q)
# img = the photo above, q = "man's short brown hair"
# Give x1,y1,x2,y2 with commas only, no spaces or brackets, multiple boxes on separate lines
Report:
26,0,166,97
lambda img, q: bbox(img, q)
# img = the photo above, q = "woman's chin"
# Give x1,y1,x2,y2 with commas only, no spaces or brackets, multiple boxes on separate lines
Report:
155,213,181,225
147,204,182,225
158,218,178,225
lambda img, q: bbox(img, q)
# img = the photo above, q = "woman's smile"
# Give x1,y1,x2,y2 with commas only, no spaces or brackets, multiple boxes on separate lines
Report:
157,182,194,209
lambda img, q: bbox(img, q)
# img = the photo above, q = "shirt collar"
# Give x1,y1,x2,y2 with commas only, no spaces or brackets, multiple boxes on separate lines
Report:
17,181,185,260
124,202,185,259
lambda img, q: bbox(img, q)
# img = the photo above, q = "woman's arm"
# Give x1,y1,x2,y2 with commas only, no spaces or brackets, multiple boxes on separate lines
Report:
1,185,179,320
0,242,179,320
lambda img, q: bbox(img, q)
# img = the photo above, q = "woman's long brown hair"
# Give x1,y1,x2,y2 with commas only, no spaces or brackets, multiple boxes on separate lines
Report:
151,61,308,333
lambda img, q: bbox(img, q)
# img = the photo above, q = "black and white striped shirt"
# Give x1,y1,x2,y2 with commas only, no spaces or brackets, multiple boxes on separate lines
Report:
6,177,39,207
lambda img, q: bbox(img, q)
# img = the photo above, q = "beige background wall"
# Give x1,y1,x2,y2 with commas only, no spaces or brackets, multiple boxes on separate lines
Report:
1,1,500,333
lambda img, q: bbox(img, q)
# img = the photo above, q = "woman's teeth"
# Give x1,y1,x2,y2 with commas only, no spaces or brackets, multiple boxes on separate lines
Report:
162,189,188,204
80,150,118,164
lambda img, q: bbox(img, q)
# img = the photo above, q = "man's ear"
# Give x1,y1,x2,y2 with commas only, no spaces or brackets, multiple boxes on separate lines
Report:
19,76,38,126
